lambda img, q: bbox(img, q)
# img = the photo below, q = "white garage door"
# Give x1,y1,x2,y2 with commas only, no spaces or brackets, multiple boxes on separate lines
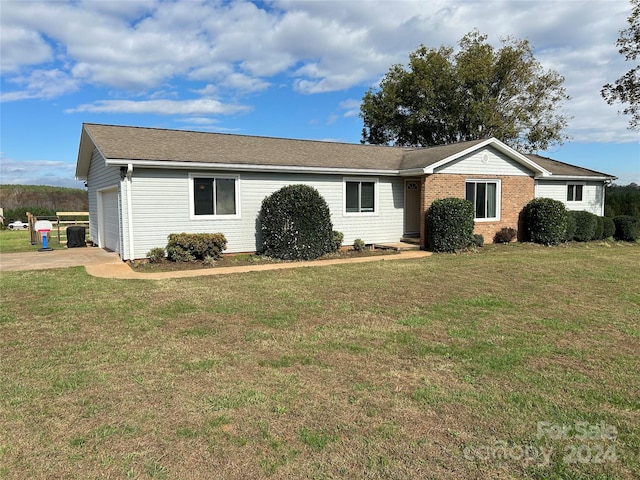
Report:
100,189,120,253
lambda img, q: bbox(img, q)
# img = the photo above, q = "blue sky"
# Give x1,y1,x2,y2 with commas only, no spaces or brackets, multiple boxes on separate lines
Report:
1,0,638,189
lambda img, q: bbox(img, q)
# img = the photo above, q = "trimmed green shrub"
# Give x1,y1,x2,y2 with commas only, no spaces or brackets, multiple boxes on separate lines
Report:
332,231,344,251
570,210,598,242
613,215,640,242
564,212,577,242
166,233,227,262
524,198,568,246
353,238,366,252
426,198,474,252
602,216,616,238
493,227,517,244
594,216,605,240
147,247,166,263
472,234,484,247
260,185,335,260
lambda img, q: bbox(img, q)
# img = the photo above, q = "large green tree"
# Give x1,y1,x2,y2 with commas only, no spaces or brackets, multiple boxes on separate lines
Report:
360,31,570,152
601,0,640,130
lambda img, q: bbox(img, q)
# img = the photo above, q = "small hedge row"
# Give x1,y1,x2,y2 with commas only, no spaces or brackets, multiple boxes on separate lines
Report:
166,232,227,262
565,210,616,242
523,198,634,244
425,196,633,252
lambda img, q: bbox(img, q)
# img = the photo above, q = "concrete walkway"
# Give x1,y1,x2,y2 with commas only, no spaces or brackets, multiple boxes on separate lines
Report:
0,247,122,272
1,247,431,280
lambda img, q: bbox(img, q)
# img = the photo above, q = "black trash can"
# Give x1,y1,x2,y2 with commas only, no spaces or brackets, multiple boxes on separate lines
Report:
66,226,86,248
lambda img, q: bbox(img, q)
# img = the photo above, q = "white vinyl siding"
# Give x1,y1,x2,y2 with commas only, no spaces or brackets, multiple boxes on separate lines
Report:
435,147,532,176
535,180,605,216
126,170,404,258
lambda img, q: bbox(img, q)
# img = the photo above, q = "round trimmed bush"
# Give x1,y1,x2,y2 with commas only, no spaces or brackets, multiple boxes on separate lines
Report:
426,198,474,252
564,212,577,242
602,216,616,238
524,198,568,246
594,216,605,240
613,215,640,242
260,185,335,260
570,210,598,242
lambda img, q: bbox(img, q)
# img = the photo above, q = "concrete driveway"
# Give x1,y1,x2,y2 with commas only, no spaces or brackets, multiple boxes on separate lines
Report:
0,247,122,272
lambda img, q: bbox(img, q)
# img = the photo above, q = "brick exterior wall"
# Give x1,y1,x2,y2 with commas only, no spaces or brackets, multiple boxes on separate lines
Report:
419,174,535,248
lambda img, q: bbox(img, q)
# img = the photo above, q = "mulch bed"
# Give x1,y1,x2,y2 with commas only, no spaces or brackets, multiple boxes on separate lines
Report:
130,247,400,273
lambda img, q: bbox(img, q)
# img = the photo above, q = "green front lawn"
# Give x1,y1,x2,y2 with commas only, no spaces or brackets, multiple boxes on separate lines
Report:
1,242,638,479
0,229,64,253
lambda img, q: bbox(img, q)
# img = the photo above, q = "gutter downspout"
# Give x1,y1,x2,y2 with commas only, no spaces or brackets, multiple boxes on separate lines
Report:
126,163,135,260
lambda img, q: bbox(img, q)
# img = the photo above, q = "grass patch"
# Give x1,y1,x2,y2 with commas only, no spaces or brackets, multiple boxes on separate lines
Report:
1,242,639,478
0,229,65,253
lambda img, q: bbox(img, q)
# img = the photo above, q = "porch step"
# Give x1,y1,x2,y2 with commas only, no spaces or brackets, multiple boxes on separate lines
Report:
400,236,421,245
374,241,421,251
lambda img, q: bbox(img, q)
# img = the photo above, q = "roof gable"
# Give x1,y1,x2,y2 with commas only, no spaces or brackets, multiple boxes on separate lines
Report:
399,137,549,176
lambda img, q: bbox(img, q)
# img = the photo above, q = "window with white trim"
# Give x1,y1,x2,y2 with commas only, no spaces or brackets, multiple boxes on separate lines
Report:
465,180,500,220
567,184,583,202
344,179,377,214
191,175,239,217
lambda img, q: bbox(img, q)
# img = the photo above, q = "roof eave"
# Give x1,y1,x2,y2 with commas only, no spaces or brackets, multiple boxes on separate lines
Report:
104,158,400,176
542,175,618,181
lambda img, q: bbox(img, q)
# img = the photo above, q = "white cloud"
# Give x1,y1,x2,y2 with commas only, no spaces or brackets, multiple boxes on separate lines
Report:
66,98,251,115
1,69,79,101
339,99,361,118
0,0,636,144
326,114,338,125
181,117,218,125
220,73,270,93
0,26,52,72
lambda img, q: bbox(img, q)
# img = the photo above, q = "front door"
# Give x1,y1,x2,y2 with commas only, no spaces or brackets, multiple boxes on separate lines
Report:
404,179,421,236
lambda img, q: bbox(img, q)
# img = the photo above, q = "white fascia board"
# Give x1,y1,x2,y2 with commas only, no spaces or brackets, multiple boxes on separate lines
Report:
538,175,616,181
75,127,97,180
104,158,400,176
421,137,552,176
399,168,429,177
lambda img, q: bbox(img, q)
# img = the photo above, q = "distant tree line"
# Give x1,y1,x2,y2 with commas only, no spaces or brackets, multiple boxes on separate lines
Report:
1,185,88,223
605,183,640,217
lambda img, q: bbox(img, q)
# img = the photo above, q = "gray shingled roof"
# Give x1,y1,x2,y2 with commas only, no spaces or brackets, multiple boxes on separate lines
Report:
78,123,615,179
82,123,408,171
526,154,616,178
